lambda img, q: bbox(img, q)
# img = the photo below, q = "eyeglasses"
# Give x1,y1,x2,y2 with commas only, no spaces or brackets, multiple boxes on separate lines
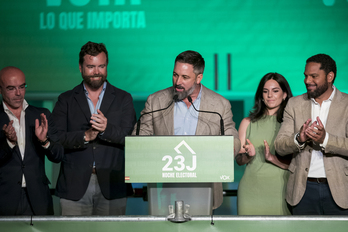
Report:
2,84,27,93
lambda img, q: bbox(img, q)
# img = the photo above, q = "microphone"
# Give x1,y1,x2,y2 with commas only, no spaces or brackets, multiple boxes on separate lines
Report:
136,95,179,135
187,96,225,135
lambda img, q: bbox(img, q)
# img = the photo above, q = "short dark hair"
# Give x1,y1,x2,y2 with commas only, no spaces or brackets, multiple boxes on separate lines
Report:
249,72,293,123
306,54,336,83
175,50,205,76
79,41,108,66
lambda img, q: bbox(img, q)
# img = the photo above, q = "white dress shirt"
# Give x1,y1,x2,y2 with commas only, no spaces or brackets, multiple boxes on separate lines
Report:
3,100,29,187
308,86,336,177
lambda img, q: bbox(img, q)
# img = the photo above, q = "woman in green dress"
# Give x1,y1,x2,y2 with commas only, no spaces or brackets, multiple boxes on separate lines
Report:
236,72,293,215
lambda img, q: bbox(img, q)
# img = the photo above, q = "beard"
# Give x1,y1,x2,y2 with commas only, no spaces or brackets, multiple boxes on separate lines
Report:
82,74,107,90
306,80,329,99
174,83,197,101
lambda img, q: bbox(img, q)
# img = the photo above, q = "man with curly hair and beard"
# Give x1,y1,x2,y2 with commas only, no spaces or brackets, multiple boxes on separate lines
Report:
275,54,348,215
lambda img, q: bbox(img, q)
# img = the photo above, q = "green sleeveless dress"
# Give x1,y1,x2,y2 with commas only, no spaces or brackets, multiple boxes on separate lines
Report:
237,115,290,215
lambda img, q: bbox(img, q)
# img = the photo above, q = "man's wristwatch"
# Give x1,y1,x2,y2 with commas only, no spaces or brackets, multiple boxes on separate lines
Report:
296,133,305,145
83,135,89,144
39,137,50,146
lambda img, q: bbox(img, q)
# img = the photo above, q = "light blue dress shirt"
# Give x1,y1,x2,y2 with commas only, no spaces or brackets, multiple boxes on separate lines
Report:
83,81,107,167
83,81,107,115
174,86,202,135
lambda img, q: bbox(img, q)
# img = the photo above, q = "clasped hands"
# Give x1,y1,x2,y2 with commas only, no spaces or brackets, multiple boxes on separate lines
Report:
84,109,107,142
2,113,48,145
297,116,326,145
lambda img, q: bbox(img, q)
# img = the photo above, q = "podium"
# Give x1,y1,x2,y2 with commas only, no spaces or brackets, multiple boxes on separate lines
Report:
125,136,234,216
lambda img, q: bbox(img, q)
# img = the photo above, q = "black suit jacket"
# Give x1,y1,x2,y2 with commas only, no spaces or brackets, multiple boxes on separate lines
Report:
53,82,136,200
0,104,64,215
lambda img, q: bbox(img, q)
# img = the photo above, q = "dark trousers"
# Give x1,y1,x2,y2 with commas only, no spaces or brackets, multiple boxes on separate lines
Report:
293,180,348,215
15,188,34,215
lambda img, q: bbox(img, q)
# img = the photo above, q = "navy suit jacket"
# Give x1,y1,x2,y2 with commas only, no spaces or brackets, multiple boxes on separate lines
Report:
0,104,64,215
53,81,136,200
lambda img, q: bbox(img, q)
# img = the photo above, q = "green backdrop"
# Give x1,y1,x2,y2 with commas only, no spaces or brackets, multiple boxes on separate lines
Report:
1,0,348,94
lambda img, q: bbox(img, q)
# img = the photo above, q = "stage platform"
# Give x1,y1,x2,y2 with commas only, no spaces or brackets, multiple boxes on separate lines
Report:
1,216,347,232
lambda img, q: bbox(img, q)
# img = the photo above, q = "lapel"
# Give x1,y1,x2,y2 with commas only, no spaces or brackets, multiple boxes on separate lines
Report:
0,103,25,161
24,106,33,162
74,82,92,122
300,94,312,125
99,82,115,115
196,85,214,135
325,89,342,133
0,103,10,124
159,88,174,135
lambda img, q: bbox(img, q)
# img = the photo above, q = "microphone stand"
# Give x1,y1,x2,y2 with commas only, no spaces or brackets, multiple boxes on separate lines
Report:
136,95,178,135
188,95,224,224
187,96,225,135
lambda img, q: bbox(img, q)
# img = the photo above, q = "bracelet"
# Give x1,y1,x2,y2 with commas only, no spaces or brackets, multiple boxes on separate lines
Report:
39,137,50,146
238,152,250,157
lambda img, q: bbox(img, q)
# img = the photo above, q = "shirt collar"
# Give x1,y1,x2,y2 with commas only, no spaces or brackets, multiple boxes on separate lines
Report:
2,99,29,115
176,84,202,103
311,85,336,104
83,81,107,95
196,84,203,101
328,85,336,101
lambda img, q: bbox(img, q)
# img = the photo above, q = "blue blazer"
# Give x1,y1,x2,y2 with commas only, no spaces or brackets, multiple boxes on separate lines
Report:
53,81,136,200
